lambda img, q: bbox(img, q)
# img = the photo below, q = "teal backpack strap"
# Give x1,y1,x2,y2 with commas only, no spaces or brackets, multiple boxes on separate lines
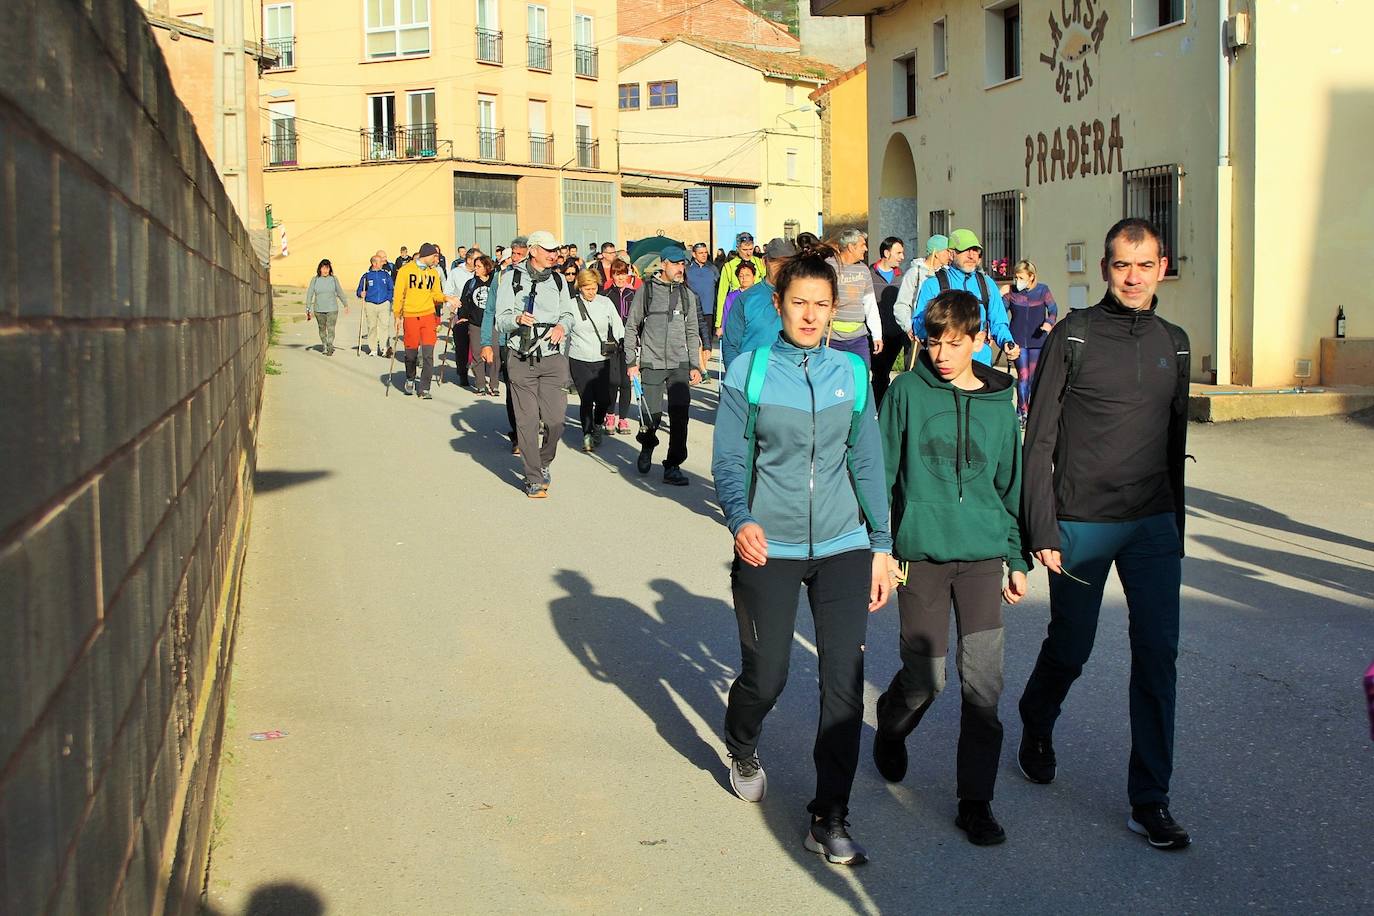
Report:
742,347,771,499
844,351,867,448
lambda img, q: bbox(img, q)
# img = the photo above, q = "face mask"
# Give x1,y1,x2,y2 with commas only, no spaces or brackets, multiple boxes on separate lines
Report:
1015,279,1029,291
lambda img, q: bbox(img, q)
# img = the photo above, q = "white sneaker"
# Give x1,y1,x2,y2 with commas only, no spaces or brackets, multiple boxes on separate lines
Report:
729,754,767,803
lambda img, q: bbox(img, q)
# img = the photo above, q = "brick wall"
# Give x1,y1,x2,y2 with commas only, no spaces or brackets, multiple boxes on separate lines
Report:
0,1,270,913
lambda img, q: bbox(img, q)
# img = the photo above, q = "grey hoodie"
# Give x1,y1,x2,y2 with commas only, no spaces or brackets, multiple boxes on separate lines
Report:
623,276,702,370
305,275,348,313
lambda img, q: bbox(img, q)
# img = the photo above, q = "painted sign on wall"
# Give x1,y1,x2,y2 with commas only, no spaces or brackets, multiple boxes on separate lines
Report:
1039,1,1110,104
1025,115,1125,186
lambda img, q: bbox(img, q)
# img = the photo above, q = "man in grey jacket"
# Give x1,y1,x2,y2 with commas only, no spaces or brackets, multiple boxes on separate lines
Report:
624,246,702,485
494,230,575,498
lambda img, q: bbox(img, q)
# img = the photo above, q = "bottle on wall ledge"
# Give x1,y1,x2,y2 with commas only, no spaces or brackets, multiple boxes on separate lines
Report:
1336,305,1346,339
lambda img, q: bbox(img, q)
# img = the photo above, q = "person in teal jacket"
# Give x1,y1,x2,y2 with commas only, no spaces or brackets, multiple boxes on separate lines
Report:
871,287,1030,848
712,251,892,867
912,229,1021,367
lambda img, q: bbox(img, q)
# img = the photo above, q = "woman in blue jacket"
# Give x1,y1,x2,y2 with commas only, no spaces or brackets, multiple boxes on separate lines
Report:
712,251,893,866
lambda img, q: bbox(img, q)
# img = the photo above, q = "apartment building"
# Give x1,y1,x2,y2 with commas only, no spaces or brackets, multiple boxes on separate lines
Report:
257,0,618,284
813,0,1374,387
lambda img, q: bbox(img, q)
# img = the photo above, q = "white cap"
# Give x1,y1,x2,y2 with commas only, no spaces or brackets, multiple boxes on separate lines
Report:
526,230,557,251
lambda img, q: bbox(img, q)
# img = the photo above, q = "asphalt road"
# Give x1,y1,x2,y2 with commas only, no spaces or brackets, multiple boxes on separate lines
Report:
206,310,1374,915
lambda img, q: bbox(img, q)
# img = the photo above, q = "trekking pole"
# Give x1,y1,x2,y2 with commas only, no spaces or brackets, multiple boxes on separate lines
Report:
356,305,364,357
435,320,449,388
632,373,650,434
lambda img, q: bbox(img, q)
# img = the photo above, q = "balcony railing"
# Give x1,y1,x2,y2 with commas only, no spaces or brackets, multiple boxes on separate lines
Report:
266,36,295,69
527,37,551,71
265,134,298,167
575,138,599,169
476,28,502,64
360,124,440,162
574,44,598,79
477,128,505,161
528,132,554,165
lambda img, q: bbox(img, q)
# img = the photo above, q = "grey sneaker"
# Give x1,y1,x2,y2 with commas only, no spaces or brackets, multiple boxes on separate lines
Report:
404,380,416,395
542,467,552,488
729,754,767,803
419,388,433,399
805,816,868,866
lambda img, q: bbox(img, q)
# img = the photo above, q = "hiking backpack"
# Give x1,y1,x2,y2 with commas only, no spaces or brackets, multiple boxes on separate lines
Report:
1059,308,1191,412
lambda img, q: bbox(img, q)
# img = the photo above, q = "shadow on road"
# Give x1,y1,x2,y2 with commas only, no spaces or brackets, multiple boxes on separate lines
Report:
1188,486,1374,555
253,469,331,494
547,569,896,914
201,881,326,915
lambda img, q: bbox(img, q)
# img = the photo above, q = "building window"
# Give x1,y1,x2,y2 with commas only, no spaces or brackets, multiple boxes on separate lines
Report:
618,83,640,110
266,101,297,166
932,18,947,76
575,106,597,168
366,93,396,159
574,13,597,78
981,190,1020,280
528,99,552,164
893,52,916,119
786,149,798,182
648,80,678,108
527,4,550,70
405,90,436,157
477,94,503,160
1123,164,1182,277
475,0,501,63
265,3,295,69
929,208,951,240
984,2,1020,86
785,83,795,104
365,0,430,60
1133,0,1185,35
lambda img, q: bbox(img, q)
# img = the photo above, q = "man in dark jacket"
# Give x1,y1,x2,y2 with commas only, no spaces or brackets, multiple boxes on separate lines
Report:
1016,218,1193,852
684,243,721,380
624,246,702,485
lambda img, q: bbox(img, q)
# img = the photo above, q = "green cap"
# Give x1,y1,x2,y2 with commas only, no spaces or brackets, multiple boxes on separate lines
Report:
948,228,982,252
925,234,950,255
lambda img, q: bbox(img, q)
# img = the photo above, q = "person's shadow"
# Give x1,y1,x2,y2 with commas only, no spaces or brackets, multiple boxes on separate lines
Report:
548,570,890,912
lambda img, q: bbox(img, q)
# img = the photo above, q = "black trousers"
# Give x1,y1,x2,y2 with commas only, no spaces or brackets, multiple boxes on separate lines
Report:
608,347,631,417
636,363,691,469
569,357,612,435
876,558,1005,801
870,333,909,407
1019,514,1182,806
500,346,516,437
451,320,471,385
724,549,871,820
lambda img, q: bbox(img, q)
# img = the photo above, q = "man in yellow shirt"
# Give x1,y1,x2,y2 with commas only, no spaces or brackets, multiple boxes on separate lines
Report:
392,242,452,398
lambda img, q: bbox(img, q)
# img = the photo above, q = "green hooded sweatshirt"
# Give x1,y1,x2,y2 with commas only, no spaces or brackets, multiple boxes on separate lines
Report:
878,351,1030,571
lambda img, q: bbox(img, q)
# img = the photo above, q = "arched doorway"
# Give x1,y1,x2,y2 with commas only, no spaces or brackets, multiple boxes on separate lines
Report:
878,132,919,266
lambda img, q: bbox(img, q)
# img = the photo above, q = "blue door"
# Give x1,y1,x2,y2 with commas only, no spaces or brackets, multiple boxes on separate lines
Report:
712,201,756,254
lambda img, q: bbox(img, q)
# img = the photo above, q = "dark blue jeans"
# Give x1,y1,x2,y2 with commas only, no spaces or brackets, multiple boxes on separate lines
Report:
1018,513,1181,805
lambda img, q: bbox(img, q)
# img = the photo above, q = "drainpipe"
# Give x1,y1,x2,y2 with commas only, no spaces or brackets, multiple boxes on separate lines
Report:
1213,0,1235,385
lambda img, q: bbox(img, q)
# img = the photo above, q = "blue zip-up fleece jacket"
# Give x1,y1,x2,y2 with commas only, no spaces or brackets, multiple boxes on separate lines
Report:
720,281,781,372
913,266,1015,365
713,336,892,560
356,268,394,304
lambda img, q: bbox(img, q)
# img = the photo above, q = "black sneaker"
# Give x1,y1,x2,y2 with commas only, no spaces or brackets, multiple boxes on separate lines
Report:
1128,804,1191,850
955,801,1007,846
663,466,688,486
804,816,868,866
1017,733,1056,784
872,730,908,783
636,447,653,475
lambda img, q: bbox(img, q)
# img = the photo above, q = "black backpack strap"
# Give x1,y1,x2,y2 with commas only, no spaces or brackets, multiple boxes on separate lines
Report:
936,268,950,292
1061,308,1091,394
1163,318,1192,411
975,272,991,308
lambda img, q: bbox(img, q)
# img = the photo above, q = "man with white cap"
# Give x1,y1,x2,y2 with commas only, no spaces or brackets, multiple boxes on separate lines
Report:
624,246,702,486
493,230,576,498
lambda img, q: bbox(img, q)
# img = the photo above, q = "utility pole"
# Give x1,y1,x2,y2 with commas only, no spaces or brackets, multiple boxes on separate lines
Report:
215,0,249,222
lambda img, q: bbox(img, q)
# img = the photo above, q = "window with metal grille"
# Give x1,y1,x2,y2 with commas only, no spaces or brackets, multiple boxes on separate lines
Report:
929,209,951,240
265,3,295,68
980,190,1020,280
563,179,613,217
1122,164,1181,276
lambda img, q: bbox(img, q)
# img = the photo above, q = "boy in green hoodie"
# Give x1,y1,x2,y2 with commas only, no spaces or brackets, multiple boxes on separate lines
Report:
872,289,1030,847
